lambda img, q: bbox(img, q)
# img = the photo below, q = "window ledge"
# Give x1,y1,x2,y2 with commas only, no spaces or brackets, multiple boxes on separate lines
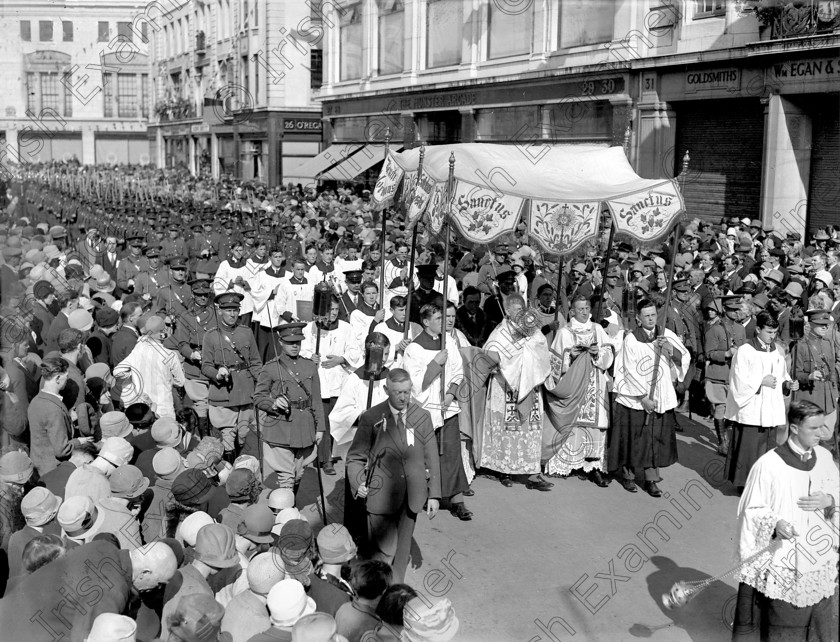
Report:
419,64,461,75
483,53,532,64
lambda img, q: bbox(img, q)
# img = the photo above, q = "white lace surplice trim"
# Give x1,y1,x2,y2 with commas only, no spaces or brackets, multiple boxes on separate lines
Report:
737,510,839,607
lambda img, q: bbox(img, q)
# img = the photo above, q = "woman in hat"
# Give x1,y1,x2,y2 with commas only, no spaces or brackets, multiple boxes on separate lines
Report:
0,451,38,553
7,487,63,579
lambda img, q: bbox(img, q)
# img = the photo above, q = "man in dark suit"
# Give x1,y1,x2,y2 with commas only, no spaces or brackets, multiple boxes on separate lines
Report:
346,368,441,583
27,357,89,475
43,291,79,354
455,286,486,346
0,322,39,451
101,234,121,283
110,301,143,368
30,280,57,350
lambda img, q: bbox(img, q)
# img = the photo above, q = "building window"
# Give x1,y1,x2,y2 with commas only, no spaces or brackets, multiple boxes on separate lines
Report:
476,106,540,141
695,0,725,18
141,74,149,117
117,22,133,42
39,20,53,42
20,21,31,41
117,74,138,117
426,0,462,68
254,54,259,104
242,55,250,102
26,73,37,111
559,0,613,48
103,74,114,117
340,4,363,81
40,73,60,111
488,1,532,59
310,49,323,89
63,21,73,41
98,21,109,42
378,0,404,75
141,22,148,43
64,80,73,117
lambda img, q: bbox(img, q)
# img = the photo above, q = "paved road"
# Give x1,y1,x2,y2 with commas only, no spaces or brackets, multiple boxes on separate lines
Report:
294,412,836,642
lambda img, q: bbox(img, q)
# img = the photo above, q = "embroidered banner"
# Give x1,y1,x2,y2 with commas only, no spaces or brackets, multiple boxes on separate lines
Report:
607,182,684,245
372,152,404,208
425,183,447,236
528,200,600,256
406,168,434,226
449,181,524,244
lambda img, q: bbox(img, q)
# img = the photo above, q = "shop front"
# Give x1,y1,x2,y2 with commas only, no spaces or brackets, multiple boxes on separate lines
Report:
648,49,840,236
319,73,631,185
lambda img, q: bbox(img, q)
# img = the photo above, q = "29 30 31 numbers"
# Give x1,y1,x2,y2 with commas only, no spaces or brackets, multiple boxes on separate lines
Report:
581,79,617,95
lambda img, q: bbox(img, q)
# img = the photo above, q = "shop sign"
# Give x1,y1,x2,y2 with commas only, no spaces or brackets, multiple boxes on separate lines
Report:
284,118,323,132
770,57,839,83
685,69,740,92
191,124,210,133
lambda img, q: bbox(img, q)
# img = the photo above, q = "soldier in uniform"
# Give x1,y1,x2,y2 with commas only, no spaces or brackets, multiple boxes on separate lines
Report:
162,223,187,262
187,222,207,267
601,261,625,317
117,234,147,294
253,322,325,494
202,292,263,459
135,245,171,302
156,256,192,321
337,270,363,323
477,243,510,296
793,309,838,444
703,296,747,454
175,277,216,437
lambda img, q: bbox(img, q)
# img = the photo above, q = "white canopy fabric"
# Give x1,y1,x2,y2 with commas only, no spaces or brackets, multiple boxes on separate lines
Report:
372,143,685,255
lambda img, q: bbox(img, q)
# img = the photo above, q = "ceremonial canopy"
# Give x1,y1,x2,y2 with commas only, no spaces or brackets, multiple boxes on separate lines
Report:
373,143,686,255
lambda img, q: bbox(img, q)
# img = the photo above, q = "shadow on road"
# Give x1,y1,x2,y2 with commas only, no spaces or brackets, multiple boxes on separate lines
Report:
674,414,741,497
635,555,735,642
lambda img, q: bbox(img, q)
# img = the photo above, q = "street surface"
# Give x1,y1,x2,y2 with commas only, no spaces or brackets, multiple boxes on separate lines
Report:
294,412,837,642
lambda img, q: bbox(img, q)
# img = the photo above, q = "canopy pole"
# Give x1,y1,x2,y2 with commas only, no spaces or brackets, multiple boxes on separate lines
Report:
645,151,690,419
403,142,425,340
553,257,565,322
439,152,455,430
378,128,391,310
593,212,616,322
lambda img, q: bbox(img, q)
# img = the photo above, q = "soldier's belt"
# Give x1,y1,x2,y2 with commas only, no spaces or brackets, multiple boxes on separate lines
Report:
287,399,312,410
226,362,249,372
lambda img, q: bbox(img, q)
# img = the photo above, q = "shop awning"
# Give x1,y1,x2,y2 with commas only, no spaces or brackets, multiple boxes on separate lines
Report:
318,144,403,181
290,143,364,179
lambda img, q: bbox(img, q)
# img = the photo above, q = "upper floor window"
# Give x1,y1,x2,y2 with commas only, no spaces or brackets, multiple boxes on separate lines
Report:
27,71,72,118
117,22,133,43
559,0,613,48
378,0,404,75
39,20,53,42
20,21,31,41
340,4,363,80
488,0,533,59
311,49,323,89
98,22,109,43
427,0,463,68
695,0,725,18
63,21,73,42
